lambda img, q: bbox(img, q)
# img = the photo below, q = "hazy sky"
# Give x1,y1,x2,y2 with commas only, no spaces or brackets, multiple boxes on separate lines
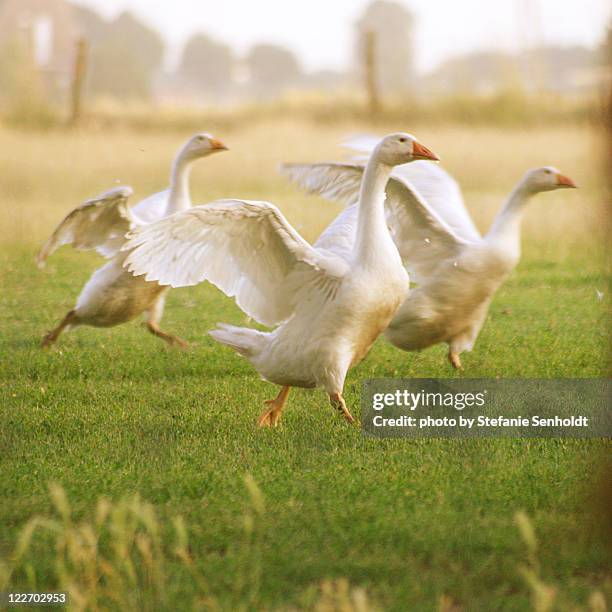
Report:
71,0,611,73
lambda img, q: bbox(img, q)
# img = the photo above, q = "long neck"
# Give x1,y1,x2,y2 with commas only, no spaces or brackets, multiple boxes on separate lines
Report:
354,156,395,263
166,149,194,214
485,182,533,255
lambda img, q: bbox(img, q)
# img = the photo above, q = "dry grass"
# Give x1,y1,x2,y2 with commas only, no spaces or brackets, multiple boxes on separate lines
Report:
2,90,597,132
2,484,606,611
0,120,607,266
1,481,378,611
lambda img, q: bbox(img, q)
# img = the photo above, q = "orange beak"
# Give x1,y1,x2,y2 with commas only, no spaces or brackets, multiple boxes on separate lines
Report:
210,138,228,151
412,141,440,161
556,173,577,188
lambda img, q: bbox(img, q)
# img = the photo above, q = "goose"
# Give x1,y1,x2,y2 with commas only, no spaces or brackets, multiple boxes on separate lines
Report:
38,133,227,348
281,143,577,369
122,133,439,426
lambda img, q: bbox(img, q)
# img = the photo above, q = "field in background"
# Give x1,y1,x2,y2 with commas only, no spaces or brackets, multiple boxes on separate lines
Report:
0,119,610,610
6,90,600,132
0,120,608,255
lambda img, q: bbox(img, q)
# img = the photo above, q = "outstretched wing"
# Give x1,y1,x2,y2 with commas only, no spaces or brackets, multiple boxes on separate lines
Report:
122,199,348,327
129,188,170,225
341,135,480,241
281,162,473,282
387,161,480,242
37,186,134,267
281,162,363,207
313,203,359,262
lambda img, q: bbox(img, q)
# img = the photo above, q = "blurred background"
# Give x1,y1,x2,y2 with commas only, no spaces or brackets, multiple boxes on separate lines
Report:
0,0,609,127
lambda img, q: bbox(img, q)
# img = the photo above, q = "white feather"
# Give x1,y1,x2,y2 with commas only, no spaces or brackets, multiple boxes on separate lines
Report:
36,186,134,267
123,199,348,327
280,161,470,283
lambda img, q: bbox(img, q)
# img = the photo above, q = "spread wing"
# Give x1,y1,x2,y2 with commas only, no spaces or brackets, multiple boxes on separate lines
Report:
36,186,134,267
129,188,170,225
341,135,481,241
281,162,363,207
313,203,359,262
281,163,473,283
122,199,348,327
389,161,481,242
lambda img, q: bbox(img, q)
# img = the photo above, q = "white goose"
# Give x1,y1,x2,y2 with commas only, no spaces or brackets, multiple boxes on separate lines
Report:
282,144,577,369
123,133,439,426
38,133,227,348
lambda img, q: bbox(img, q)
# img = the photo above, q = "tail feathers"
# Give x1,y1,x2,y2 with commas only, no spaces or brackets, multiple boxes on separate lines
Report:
209,323,267,358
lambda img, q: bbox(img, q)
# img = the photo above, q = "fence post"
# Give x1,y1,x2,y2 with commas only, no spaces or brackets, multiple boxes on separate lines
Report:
69,38,88,126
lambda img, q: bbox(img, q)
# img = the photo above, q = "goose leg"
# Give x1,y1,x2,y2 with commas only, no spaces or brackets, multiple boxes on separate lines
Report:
258,386,291,427
146,321,189,348
145,294,188,349
448,350,463,370
42,309,78,348
329,392,356,424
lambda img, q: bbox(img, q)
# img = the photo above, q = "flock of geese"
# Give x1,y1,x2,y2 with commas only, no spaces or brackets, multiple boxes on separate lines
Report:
38,132,576,426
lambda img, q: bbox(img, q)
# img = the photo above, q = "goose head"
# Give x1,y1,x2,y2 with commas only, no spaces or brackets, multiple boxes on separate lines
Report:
181,133,228,161
373,132,439,166
522,166,577,193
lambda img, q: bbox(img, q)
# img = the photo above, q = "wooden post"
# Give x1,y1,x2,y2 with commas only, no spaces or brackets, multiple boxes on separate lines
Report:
363,30,380,117
69,38,88,126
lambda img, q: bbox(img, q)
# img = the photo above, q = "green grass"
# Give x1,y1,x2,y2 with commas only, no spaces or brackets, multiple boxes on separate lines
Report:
0,122,610,610
1,246,609,611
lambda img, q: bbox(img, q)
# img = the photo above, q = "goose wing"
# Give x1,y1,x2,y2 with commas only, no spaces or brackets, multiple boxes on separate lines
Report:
281,163,472,282
122,199,348,327
37,186,134,267
341,135,480,241
389,161,480,242
313,203,359,262
129,188,171,225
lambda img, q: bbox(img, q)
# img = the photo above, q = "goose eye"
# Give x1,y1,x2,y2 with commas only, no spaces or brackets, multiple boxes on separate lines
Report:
399,137,407,143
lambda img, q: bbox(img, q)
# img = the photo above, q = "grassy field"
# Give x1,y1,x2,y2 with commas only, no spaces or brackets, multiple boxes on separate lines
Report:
0,120,610,610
